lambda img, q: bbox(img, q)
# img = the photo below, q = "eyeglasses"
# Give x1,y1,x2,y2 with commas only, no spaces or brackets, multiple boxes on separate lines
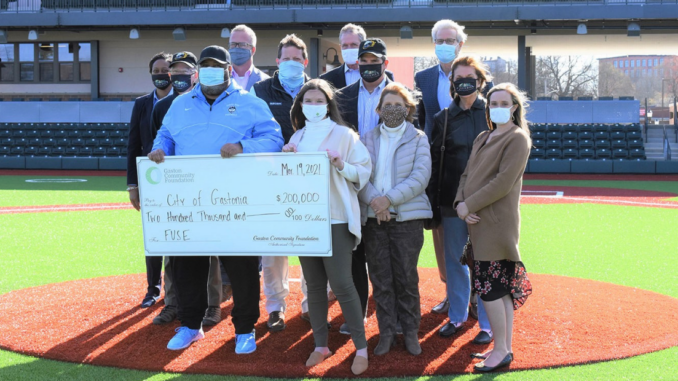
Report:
169,70,195,75
229,42,253,49
434,38,459,45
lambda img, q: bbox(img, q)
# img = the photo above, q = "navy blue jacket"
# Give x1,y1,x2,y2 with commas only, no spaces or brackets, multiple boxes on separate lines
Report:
126,91,155,185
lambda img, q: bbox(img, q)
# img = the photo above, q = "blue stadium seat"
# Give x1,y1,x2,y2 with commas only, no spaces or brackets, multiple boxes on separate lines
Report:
629,148,646,160
79,147,93,156
95,130,109,139
24,146,38,156
0,146,9,156
120,147,128,155
531,124,547,133
596,149,611,159
532,139,545,149
1,138,13,146
563,139,578,149
547,131,562,140
68,130,81,138
628,139,644,149
546,139,562,149
12,130,26,137
612,140,627,149
110,130,125,139
51,147,65,156
594,131,609,140
563,124,578,133
55,138,69,146
0,130,10,138
626,131,642,141
532,131,546,140
54,130,68,138
41,138,56,147
547,124,564,133
578,124,593,132
593,124,610,133
85,138,98,147
38,147,51,156
115,138,126,147
10,146,24,155
106,146,122,156
99,138,113,146
612,149,629,159
595,139,611,149
71,138,85,147
578,131,593,141
610,124,625,133
562,131,577,141
579,139,594,150
65,147,79,156
530,147,545,159
546,149,563,160
26,130,40,138
579,148,595,159
81,130,95,138
40,129,54,138
27,138,41,146
610,131,626,141
563,149,578,160
627,124,642,134
93,147,107,157
15,138,28,147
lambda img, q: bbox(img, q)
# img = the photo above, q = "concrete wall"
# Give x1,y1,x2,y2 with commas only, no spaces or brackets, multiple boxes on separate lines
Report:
527,100,641,124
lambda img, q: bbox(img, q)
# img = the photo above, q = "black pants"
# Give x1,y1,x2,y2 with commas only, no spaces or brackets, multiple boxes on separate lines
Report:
145,256,162,297
352,241,369,317
172,255,260,333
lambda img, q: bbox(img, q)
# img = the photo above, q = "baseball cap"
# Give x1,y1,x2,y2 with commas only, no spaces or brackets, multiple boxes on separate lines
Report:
198,45,231,65
358,38,387,59
170,51,197,68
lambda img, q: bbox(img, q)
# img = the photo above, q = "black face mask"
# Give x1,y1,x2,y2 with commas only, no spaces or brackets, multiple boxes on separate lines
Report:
359,63,383,83
171,75,193,93
452,77,478,97
152,74,171,90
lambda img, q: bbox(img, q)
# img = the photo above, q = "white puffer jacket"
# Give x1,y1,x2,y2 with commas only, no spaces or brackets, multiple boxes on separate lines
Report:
359,122,433,224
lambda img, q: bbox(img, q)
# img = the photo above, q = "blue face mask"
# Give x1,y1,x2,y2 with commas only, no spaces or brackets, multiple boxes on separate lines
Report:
435,44,457,64
278,60,305,89
199,67,226,87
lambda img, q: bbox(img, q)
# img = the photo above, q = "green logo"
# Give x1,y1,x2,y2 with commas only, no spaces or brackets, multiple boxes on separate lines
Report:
146,167,162,185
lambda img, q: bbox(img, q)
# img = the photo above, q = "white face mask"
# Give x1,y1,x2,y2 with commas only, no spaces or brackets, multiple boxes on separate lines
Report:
302,104,328,123
490,107,512,125
341,48,359,66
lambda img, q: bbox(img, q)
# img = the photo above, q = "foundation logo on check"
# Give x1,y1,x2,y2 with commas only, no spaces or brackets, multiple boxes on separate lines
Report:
145,167,162,185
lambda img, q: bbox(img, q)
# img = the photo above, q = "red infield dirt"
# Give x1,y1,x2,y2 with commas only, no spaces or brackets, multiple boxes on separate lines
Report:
1,267,677,378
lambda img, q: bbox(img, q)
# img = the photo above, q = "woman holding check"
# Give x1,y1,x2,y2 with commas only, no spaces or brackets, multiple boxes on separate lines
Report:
282,79,372,375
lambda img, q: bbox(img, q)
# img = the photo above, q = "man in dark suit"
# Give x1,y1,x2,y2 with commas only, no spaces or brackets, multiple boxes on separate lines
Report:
334,38,392,335
320,23,394,90
126,52,173,308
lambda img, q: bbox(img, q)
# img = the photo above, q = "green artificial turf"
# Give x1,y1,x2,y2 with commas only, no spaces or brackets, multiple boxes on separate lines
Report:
0,176,127,207
1,177,678,380
524,179,678,201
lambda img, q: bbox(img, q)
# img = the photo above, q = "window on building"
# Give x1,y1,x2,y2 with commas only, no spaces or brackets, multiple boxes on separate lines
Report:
614,61,618,68
642,59,646,67
648,59,653,67
631,60,635,68
655,59,659,66
0,42,92,83
0,44,14,82
625,60,629,68
636,60,640,67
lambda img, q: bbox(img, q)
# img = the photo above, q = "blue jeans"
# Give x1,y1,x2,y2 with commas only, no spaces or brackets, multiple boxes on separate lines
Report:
442,217,491,331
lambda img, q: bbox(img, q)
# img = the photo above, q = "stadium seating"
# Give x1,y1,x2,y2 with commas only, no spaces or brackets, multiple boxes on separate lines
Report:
528,123,646,161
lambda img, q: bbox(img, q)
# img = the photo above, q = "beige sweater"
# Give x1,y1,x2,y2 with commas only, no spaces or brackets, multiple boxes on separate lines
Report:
288,121,372,249
454,125,531,262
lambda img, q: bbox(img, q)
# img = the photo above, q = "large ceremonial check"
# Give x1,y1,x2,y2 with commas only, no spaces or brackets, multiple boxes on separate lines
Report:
137,152,332,257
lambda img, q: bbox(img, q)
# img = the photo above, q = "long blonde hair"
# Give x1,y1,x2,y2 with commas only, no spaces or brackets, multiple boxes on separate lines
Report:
485,83,530,136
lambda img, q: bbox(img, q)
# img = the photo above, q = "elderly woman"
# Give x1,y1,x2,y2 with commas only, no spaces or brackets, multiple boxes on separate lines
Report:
428,55,493,343
282,78,372,375
454,82,533,372
359,82,432,356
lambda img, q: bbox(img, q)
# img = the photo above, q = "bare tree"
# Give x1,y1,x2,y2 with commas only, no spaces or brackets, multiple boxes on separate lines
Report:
535,56,597,98
413,56,439,74
598,62,635,98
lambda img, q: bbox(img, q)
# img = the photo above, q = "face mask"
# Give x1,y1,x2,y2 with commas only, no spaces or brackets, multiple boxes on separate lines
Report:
152,74,171,90
490,107,513,125
302,104,328,124
453,77,477,96
199,67,226,87
341,49,359,65
278,61,305,89
380,104,408,128
359,63,383,83
229,47,252,66
435,44,457,64
171,74,193,93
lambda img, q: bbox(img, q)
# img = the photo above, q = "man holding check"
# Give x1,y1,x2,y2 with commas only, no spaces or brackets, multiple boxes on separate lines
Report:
148,45,284,354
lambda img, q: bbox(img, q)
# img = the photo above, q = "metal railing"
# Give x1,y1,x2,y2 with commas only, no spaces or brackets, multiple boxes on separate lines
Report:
663,126,672,160
2,0,678,13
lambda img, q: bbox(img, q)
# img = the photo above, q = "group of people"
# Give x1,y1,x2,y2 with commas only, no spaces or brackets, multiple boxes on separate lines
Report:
127,20,532,375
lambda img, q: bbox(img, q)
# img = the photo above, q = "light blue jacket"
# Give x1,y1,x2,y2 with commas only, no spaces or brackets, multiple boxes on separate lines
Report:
152,82,283,156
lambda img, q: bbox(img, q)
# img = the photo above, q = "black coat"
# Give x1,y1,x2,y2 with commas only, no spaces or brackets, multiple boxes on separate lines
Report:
150,92,180,137
319,63,394,91
252,71,310,143
427,96,489,214
126,91,156,185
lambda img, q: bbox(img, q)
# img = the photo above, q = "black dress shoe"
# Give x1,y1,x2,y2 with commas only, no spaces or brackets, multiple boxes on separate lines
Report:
431,297,449,314
472,330,493,344
141,294,158,308
438,321,462,337
474,353,513,372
